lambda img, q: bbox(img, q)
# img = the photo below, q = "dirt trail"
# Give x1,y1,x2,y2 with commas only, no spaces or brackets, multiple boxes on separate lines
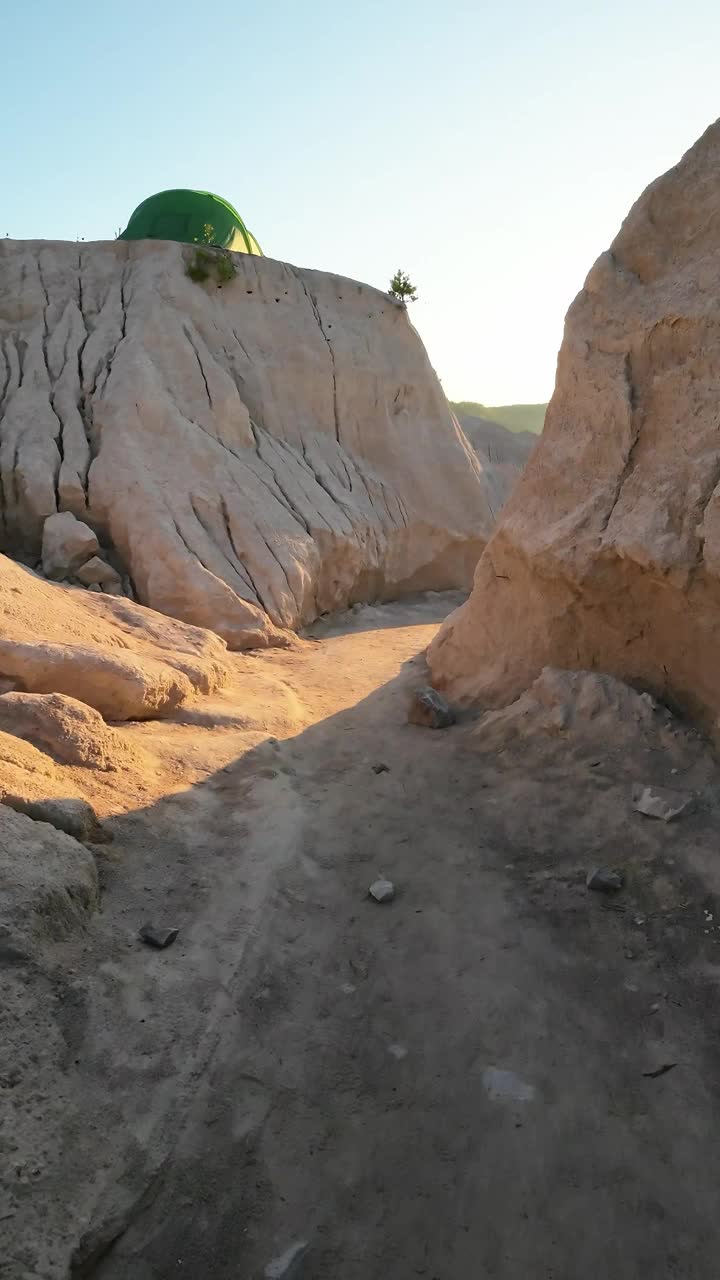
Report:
9,596,720,1280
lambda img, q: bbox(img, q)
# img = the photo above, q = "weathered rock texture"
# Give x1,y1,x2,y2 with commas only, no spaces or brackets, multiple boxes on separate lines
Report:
472,668,692,757
457,414,536,519
0,554,228,719
0,240,494,647
0,690,127,767
0,802,99,946
430,119,720,730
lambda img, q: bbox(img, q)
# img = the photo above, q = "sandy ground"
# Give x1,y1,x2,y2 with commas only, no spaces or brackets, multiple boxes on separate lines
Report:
7,594,720,1279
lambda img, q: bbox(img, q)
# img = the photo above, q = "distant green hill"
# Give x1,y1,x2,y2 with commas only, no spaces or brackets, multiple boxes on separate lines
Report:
450,401,547,435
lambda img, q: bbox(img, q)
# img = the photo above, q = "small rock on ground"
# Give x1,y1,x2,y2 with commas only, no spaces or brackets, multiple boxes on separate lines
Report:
264,1241,309,1279
586,867,624,893
369,878,395,903
407,686,455,729
139,924,179,949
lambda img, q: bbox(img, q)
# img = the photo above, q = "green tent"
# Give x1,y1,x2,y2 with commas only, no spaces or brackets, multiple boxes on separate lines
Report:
118,189,262,255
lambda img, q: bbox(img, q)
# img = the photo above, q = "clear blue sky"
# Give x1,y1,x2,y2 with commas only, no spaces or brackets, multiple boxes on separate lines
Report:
4,0,720,403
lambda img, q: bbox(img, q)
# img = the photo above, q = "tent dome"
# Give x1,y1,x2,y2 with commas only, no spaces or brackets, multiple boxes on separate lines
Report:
118,189,262,255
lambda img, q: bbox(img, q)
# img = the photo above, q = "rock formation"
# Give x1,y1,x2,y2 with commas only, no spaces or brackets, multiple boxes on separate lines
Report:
0,554,228,719
0,690,131,768
0,801,99,945
429,119,720,731
0,240,494,647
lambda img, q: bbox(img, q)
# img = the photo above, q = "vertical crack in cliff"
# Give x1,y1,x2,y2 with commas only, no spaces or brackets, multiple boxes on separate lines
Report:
598,351,644,538
266,431,337,533
184,327,214,411
253,518,300,618
189,494,256,597
10,439,20,533
292,269,341,444
37,256,64,512
92,249,132,409
119,246,129,342
75,248,93,500
295,437,356,529
353,465,381,529
337,454,354,494
170,514,231,606
231,327,253,364
248,422,313,535
377,479,402,529
219,494,269,613
0,337,10,418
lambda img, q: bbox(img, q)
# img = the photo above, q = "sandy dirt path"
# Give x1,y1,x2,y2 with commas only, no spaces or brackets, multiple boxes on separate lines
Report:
9,596,720,1280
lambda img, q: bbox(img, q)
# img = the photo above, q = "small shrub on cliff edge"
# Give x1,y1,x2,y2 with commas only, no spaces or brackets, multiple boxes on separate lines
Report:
186,247,236,286
389,269,418,304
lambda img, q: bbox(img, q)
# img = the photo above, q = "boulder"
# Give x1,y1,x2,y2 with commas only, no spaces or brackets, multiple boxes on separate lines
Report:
0,691,124,768
0,729,106,841
0,240,494,648
428,118,720,732
2,792,106,843
41,511,98,580
75,555,122,591
0,555,229,720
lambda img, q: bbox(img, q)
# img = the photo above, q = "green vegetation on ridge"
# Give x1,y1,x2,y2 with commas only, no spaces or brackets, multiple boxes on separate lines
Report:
450,401,547,435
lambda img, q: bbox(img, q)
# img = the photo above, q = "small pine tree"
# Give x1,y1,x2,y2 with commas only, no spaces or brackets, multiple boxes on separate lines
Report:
389,269,418,304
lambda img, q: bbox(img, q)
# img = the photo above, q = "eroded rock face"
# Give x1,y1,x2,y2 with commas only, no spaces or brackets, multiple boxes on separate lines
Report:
472,668,691,755
0,241,493,647
429,119,720,731
457,414,536,520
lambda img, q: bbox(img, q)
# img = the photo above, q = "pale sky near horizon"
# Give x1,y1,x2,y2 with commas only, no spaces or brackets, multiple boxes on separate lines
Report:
4,1,720,404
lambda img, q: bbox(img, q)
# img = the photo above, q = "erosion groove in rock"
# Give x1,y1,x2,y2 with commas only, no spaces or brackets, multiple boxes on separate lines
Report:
429,118,720,730
0,240,497,647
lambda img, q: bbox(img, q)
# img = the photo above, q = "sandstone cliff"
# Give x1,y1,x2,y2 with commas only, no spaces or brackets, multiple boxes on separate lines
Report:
429,119,720,730
0,241,493,647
